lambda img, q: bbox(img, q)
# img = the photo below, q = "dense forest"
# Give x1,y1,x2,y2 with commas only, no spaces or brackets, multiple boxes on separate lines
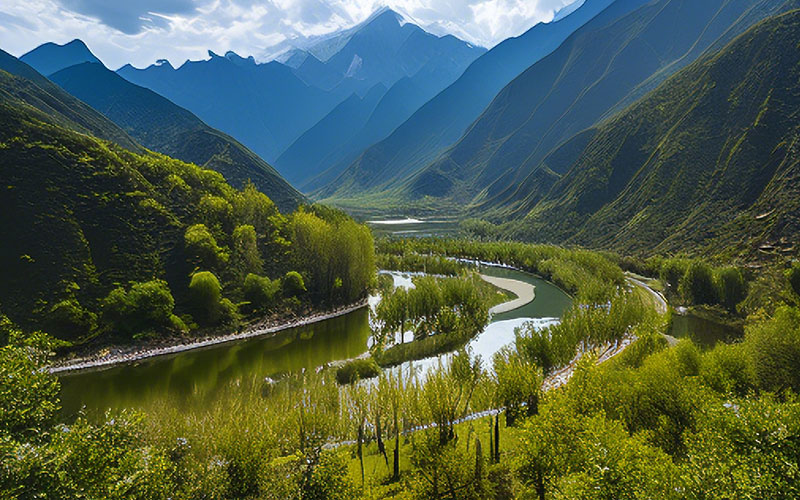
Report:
0,93,374,345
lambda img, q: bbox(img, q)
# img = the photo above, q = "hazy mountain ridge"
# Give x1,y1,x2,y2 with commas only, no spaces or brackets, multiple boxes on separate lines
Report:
314,0,619,201
116,8,484,178
48,61,303,211
19,39,100,76
277,18,486,190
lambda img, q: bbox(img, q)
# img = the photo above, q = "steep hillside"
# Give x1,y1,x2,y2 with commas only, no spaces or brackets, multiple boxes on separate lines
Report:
19,39,100,76
118,53,338,163
0,50,140,152
0,88,372,340
314,0,619,200
407,0,799,210
509,10,800,257
50,62,303,211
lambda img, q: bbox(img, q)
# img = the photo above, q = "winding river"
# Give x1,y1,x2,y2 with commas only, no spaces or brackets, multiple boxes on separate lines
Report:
58,266,571,417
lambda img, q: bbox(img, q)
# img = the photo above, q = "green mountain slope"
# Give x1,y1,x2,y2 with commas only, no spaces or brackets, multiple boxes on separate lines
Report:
509,9,800,257
0,84,372,340
407,0,799,210
49,62,303,212
0,49,140,152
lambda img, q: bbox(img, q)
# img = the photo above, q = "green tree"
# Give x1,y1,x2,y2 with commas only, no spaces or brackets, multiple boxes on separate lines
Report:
230,224,263,285
680,261,717,305
243,273,279,311
47,299,97,340
744,305,800,393
197,194,234,238
101,280,181,338
188,271,223,325
493,347,542,426
0,345,59,440
715,267,747,311
683,396,800,499
699,343,754,396
283,271,306,298
184,224,228,271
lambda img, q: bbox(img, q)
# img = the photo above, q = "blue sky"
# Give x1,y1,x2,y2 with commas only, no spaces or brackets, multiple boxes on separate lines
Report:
0,0,578,69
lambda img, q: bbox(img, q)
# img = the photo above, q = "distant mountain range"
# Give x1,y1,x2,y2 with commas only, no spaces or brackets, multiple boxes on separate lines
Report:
15,45,303,211
115,8,485,174
314,0,619,200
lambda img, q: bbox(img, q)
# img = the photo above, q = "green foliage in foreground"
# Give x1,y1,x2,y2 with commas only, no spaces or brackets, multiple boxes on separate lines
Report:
0,98,374,343
3,290,800,498
335,358,381,385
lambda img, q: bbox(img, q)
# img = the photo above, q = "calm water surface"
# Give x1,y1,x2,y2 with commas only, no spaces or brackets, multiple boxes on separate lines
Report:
59,266,571,416
366,217,461,237
668,313,743,348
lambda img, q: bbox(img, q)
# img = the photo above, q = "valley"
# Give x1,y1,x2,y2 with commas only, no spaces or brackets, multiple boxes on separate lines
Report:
1,0,800,498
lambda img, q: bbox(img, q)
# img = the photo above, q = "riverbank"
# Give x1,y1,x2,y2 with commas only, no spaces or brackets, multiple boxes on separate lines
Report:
481,274,534,314
49,300,369,374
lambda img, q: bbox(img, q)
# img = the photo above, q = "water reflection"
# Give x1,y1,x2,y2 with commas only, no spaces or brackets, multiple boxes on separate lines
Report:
59,308,371,416
59,267,571,416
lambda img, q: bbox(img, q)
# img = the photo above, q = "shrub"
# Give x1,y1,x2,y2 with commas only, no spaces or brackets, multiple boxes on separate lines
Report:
335,358,381,384
101,280,179,338
283,271,306,298
243,273,279,311
188,272,223,326
47,299,97,340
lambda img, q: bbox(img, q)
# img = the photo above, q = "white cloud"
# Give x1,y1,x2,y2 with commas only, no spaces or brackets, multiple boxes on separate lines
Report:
0,0,578,69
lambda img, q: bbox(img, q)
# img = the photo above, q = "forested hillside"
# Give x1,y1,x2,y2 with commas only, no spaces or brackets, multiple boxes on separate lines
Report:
0,85,374,343
0,50,140,152
505,9,800,257
50,61,304,211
